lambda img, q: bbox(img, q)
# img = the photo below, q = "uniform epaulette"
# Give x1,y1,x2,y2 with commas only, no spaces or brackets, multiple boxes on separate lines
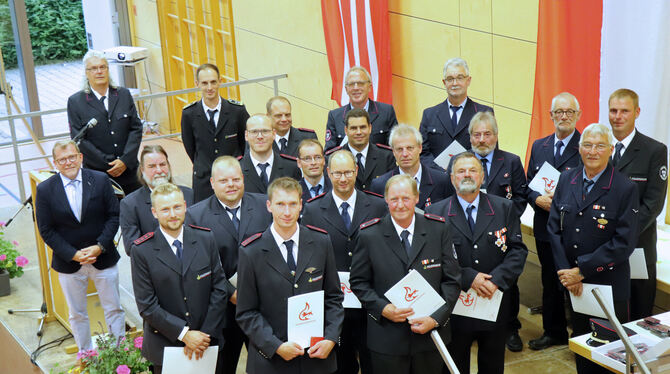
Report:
360,218,381,229
297,127,316,133
325,146,342,156
376,143,392,151
241,232,262,247
236,155,243,161
227,98,244,106
183,100,198,110
133,232,154,246
424,213,445,223
189,224,211,231
363,190,383,198
280,153,297,161
307,192,327,203
305,224,328,234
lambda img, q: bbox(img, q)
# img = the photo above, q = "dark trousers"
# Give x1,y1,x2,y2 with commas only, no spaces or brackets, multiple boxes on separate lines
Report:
337,309,371,374
448,327,507,374
508,282,522,332
370,349,443,374
570,297,629,374
536,239,568,340
630,247,657,320
151,365,161,374
219,319,247,374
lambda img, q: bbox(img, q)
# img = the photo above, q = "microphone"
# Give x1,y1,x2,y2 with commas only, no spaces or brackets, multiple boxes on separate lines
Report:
72,118,98,144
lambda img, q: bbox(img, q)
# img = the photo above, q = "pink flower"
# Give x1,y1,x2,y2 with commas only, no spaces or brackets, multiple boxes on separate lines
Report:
0,221,5,227
116,364,131,374
77,349,98,359
0,254,6,261
133,336,143,349
12,240,18,246
15,256,28,267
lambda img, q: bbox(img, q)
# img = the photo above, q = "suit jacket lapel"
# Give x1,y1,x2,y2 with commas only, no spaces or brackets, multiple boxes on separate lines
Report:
382,215,409,265
155,232,182,275
367,99,379,125
487,150,505,184
473,194,496,242
238,194,256,239
361,145,377,181
557,132,581,169
269,153,283,181
436,100,453,136
80,169,93,220
85,91,107,115
615,132,640,170
295,229,315,282
181,227,198,275
445,197,472,240
261,229,295,283
350,192,372,230
321,194,349,236
214,99,230,136
581,166,614,210
212,197,238,240
455,99,475,135
407,216,427,266
54,176,78,222
107,88,119,116
242,156,265,192
419,167,435,207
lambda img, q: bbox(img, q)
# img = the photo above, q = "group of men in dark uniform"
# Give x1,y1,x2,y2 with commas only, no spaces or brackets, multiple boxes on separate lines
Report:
57,52,668,374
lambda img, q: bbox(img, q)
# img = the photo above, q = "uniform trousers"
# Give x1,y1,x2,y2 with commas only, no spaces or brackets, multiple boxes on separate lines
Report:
337,308,371,374
448,326,507,374
370,349,443,374
536,239,568,340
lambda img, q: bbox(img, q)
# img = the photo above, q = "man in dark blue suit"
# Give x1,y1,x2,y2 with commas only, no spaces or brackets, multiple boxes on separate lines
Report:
120,145,193,254
548,123,639,374
302,149,387,374
35,140,125,355
526,92,582,351
297,139,332,204
419,58,493,169
325,66,398,151
67,50,143,194
371,124,451,210
268,96,318,158
186,155,272,374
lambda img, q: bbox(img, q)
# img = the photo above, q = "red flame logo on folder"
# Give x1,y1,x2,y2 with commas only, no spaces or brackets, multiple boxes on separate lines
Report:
403,287,419,302
299,302,313,321
341,282,352,294
459,292,475,307
542,177,556,190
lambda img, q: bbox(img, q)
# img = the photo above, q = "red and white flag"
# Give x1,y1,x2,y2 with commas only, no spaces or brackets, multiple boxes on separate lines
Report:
527,1,670,166
321,0,393,106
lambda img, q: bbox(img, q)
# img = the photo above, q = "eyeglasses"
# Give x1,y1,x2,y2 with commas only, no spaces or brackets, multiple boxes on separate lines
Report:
444,75,468,83
345,81,370,88
580,143,609,152
552,109,577,118
300,155,324,163
55,155,80,165
86,65,108,72
247,129,272,136
331,170,355,179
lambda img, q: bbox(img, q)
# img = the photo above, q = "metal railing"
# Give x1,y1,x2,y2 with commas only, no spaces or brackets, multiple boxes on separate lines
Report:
0,73,287,202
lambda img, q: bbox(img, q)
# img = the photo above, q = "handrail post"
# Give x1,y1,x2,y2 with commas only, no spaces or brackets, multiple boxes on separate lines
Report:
5,96,26,201
273,78,279,96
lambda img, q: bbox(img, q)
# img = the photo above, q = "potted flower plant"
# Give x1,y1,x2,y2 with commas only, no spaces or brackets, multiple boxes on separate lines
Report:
54,332,151,374
0,221,29,296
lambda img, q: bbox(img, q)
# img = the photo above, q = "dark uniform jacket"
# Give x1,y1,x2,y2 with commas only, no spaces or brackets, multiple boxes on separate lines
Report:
240,152,302,194
301,190,387,271
419,97,493,168
299,175,332,205
370,163,452,209
478,149,528,218
181,98,250,202
349,213,462,355
35,168,121,274
120,185,194,255
130,225,228,365
426,193,527,331
547,165,640,301
327,143,395,191
325,99,398,151
236,225,344,374
67,87,143,192
526,131,582,241
273,127,318,157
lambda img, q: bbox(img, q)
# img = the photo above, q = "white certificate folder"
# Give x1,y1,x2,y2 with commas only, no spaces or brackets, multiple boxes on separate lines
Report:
452,288,503,322
287,290,324,348
162,345,219,374
384,269,446,318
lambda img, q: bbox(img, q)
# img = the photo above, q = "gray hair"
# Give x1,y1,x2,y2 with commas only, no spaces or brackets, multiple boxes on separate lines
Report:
389,124,422,148
580,123,614,147
345,66,372,83
81,50,116,93
443,57,470,78
468,111,498,135
551,92,581,111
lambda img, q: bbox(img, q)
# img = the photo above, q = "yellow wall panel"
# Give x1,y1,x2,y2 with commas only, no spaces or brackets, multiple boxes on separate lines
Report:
392,75,445,128
493,105,532,161
460,29,493,103
389,13,459,87
492,0,539,42
389,0,459,26
492,36,536,113
459,0,491,32
130,0,161,45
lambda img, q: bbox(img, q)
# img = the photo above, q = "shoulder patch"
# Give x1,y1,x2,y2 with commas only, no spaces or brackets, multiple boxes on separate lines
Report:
236,155,243,161
133,231,154,246
241,232,262,247
424,213,445,223
189,224,211,231
305,224,328,234
227,98,244,106
363,190,383,198
182,100,198,110
297,127,316,133
280,153,298,161
360,218,381,229
376,143,392,151
325,146,342,156
307,192,326,203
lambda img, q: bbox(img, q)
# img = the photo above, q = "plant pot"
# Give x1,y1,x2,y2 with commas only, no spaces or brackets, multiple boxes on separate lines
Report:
0,270,9,297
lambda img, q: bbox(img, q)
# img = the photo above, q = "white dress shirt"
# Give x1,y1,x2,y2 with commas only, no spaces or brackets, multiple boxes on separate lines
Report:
391,214,416,246
270,224,300,264
201,97,222,127
250,151,274,179
60,169,83,221
332,190,357,219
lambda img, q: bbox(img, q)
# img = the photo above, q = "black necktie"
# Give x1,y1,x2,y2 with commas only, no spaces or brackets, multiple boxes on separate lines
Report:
284,240,296,272
480,158,489,187
310,185,322,198
555,140,564,165
356,153,365,173
279,138,288,153
340,202,351,231
583,179,595,200
450,105,462,130
225,207,240,231
100,95,107,112
612,142,624,166
173,239,183,260
400,230,411,256
466,205,476,233
258,163,270,187
207,109,218,129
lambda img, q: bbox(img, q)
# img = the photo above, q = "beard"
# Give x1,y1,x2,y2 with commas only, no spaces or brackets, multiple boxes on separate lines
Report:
457,178,478,194
143,171,171,189
472,144,495,157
